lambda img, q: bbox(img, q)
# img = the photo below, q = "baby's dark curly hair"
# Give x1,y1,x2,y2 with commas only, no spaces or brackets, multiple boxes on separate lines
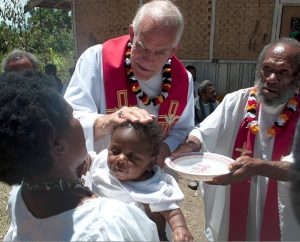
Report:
112,120,163,156
0,71,72,185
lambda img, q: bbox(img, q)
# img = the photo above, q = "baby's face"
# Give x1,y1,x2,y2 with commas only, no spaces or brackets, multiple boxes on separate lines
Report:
107,127,155,181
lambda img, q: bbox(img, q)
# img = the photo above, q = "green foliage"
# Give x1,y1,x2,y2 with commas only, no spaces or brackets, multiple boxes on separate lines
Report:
0,21,20,54
38,49,75,82
26,8,73,53
0,0,25,54
0,0,75,81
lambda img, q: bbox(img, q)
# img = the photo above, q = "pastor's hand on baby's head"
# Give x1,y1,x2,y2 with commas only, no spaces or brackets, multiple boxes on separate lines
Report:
113,106,155,124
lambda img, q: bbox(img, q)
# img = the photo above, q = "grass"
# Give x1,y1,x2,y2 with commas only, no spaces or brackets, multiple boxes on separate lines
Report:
0,182,10,240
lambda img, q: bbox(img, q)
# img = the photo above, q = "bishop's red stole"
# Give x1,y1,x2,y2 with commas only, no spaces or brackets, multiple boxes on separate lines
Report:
228,94,300,241
102,35,188,136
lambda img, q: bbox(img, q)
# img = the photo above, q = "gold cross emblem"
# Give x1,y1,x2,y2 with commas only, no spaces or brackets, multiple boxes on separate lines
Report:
158,100,179,135
106,90,136,114
235,142,252,157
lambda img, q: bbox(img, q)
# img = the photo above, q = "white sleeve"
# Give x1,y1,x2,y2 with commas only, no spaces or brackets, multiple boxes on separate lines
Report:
281,153,294,163
189,89,249,155
64,45,106,151
163,70,195,151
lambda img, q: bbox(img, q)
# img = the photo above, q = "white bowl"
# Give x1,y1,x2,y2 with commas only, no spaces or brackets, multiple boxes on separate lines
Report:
165,152,234,181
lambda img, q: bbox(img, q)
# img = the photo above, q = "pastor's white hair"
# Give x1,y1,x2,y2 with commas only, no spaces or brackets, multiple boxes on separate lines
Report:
132,0,184,46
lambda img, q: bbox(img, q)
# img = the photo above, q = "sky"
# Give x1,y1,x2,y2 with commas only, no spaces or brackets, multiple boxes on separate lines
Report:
0,0,30,24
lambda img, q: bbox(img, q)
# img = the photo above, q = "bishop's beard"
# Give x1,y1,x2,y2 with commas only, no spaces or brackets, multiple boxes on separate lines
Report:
256,78,298,107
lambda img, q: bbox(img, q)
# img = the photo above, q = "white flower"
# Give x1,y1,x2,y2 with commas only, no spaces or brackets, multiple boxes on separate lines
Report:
161,92,168,99
245,112,255,119
276,117,285,126
248,96,256,101
125,58,131,65
287,103,297,111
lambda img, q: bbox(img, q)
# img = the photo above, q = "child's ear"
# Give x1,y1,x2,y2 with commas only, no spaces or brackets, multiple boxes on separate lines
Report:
49,133,66,157
146,154,157,171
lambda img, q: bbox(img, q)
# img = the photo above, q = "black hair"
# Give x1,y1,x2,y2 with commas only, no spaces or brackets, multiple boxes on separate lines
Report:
0,71,71,185
45,63,58,76
112,120,163,156
185,65,196,71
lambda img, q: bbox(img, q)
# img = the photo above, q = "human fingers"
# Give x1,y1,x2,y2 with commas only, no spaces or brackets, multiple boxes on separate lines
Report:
171,141,201,157
173,228,193,242
228,159,245,171
207,159,246,185
172,227,182,241
171,143,194,156
116,106,154,123
128,106,155,123
208,172,233,185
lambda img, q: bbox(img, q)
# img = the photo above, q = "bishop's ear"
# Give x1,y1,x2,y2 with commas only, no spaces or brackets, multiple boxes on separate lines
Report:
129,24,134,43
49,133,66,157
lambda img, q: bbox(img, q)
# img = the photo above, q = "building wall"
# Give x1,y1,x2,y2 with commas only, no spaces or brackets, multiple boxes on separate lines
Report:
183,61,256,96
73,0,139,57
213,0,275,60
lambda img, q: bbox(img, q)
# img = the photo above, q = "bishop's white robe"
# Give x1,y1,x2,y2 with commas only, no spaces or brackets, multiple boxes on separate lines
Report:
190,87,300,241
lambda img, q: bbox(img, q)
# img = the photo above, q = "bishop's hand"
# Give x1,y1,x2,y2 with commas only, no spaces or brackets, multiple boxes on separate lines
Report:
207,156,265,185
93,106,155,140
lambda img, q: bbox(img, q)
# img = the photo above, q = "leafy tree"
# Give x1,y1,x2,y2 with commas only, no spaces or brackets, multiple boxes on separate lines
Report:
26,8,72,53
26,8,74,80
0,1,75,81
0,0,25,54
0,21,20,54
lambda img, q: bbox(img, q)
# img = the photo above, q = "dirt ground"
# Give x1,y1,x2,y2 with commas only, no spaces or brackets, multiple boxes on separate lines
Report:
178,177,206,241
0,182,10,240
0,179,206,241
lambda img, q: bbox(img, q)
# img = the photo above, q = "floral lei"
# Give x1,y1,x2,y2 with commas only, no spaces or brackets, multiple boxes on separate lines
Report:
124,42,172,106
245,87,299,137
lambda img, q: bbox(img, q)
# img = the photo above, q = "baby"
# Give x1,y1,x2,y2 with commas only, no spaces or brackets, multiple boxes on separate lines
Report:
86,120,193,241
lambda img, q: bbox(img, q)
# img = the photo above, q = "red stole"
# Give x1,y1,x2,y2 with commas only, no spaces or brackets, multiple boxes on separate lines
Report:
102,35,188,136
228,94,300,241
